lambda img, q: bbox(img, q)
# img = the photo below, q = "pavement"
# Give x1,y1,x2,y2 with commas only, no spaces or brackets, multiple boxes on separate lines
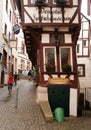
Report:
0,79,91,130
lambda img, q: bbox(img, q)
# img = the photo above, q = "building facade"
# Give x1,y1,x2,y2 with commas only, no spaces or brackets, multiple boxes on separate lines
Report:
16,0,82,116
0,0,31,86
0,0,17,86
77,0,91,108
14,10,32,76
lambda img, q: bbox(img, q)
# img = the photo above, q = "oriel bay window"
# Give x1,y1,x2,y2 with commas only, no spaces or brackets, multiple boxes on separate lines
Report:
43,47,72,73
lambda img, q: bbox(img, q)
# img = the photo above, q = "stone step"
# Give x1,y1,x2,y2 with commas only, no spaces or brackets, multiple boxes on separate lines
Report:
39,101,54,122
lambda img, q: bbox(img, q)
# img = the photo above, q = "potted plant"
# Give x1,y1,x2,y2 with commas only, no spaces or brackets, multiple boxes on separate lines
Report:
46,62,55,72
62,64,72,72
55,0,67,6
35,0,46,6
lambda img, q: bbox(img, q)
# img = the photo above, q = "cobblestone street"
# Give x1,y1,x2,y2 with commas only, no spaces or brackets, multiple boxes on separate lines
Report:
0,80,91,130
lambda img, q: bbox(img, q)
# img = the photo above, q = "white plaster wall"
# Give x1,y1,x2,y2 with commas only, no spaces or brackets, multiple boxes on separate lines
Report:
0,1,16,85
2,0,13,34
0,1,4,53
77,57,91,88
24,0,28,5
73,0,78,5
42,34,49,43
70,88,78,116
65,34,72,43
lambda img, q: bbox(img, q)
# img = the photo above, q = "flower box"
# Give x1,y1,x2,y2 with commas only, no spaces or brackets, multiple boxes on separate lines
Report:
46,63,55,72
62,65,72,72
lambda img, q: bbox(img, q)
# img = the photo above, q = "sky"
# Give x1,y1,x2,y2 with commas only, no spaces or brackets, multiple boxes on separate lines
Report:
81,0,91,19
81,0,87,14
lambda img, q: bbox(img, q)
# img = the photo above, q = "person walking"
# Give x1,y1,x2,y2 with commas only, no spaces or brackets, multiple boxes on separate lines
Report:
28,70,32,80
7,72,14,96
14,72,18,85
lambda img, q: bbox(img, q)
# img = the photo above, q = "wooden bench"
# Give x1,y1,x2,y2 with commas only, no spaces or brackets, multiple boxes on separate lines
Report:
39,101,54,121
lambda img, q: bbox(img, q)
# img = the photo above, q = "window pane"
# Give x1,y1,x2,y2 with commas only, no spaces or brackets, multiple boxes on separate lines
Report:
44,47,56,71
31,0,36,3
31,0,47,3
45,48,55,63
60,48,72,72
53,0,71,5
61,48,71,65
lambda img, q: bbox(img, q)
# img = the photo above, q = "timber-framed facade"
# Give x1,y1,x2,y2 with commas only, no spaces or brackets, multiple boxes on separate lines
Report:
16,0,82,116
16,0,81,88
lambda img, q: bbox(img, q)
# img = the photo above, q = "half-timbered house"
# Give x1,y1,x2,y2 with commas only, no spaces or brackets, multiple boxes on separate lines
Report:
15,0,81,116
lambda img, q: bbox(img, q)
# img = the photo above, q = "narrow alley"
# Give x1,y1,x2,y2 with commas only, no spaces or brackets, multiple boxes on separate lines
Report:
0,80,91,130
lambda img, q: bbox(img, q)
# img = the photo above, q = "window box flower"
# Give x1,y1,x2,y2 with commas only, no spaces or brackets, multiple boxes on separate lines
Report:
62,64,72,72
46,63,55,72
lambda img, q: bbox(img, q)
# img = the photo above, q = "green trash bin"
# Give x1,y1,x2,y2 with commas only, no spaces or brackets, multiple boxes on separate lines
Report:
54,107,64,122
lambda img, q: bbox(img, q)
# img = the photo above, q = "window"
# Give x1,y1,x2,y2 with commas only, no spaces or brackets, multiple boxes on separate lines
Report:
53,0,71,5
61,48,71,65
83,40,86,47
21,42,25,54
31,0,47,3
4,24,7,36
0,53,2,60
50,34,64,44
43,47,56,72
77,44,79,53
27,61,31,70
9,10,11,22
60,47,72,71
6,0,8,12
77,64,85,77
31,0,36,3
21,59,25,70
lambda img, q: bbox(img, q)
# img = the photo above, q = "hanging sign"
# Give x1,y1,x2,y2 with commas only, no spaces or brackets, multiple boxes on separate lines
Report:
13,24,20,34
